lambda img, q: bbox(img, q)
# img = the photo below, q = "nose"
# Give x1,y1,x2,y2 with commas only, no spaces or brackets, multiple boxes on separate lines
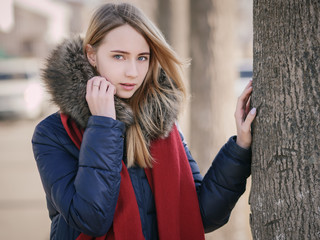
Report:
125,60,138,78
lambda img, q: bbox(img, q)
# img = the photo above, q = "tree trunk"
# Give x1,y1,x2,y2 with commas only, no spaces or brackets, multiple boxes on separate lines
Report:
156,0,191,139
189,0,236,172
250,1,320,239
190,1,252,239
157,0,173,44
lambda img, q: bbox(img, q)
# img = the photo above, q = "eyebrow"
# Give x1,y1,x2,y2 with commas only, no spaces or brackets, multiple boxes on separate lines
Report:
110,50,150,55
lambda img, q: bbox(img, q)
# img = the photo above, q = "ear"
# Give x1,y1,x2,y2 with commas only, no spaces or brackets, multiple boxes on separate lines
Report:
86,44,97,67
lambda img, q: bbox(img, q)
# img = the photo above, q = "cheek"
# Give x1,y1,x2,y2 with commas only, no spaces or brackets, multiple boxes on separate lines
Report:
97,63,119,83
140,64,149,79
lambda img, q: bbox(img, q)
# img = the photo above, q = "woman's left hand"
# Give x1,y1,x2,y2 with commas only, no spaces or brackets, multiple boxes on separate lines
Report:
234,80,256,149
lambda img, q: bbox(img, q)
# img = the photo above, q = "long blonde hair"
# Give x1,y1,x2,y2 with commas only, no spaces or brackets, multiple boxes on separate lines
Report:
83,3,187,168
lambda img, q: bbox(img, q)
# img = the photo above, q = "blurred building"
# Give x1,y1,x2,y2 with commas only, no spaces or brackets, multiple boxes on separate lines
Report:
0,0,71,58
0,0,160,59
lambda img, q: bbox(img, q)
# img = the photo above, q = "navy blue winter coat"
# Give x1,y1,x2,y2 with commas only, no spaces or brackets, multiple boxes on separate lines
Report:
32,112,251,240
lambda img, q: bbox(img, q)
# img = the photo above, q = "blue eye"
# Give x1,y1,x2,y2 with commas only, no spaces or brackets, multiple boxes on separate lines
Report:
138,56,148,61
113,55,124,60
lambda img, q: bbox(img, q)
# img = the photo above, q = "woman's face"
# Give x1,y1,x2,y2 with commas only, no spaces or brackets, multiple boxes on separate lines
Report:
87,24,150,99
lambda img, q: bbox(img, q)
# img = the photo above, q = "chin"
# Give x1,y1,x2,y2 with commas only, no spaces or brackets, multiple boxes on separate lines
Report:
116,93,134,99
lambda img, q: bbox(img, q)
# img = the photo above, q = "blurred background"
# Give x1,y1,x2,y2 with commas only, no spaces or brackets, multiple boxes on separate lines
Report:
0,0,253,239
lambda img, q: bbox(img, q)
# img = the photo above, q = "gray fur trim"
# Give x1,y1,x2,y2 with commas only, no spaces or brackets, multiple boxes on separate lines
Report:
42,37,181,140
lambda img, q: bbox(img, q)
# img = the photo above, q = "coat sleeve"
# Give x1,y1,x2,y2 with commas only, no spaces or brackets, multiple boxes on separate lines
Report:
179,132,251,233
32,114,125,236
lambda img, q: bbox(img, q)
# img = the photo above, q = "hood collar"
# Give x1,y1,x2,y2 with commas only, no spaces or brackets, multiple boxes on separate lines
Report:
42,37,182,141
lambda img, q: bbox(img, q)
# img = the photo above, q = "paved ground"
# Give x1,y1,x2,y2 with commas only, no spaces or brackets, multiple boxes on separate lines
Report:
0,116,50,240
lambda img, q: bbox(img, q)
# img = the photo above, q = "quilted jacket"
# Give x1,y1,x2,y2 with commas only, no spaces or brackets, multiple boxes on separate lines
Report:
32,113,251,240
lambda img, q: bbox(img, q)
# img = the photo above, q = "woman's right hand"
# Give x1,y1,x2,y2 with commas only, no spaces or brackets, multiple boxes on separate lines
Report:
86,76,116,119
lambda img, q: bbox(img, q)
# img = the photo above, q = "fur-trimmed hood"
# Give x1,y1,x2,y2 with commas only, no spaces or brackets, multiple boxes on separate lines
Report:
42,37,182,141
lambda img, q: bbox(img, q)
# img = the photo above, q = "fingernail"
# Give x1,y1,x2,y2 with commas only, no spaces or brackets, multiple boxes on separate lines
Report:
250,108,256,114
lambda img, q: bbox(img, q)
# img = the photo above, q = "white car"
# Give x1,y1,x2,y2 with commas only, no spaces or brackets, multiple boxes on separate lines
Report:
235,59,253,96
0,58,46,119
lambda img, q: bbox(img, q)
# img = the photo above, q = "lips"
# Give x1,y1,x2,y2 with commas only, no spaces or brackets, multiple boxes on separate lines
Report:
121,83,135,86
120,83,136,91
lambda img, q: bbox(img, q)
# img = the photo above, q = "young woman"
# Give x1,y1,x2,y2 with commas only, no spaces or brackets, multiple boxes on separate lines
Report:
32,3,256,240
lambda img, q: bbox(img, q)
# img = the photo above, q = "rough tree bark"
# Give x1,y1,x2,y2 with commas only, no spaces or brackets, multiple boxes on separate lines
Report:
250,0,320,239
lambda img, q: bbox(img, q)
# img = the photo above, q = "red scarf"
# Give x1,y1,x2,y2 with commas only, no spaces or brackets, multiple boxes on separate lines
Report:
60,113,204,240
